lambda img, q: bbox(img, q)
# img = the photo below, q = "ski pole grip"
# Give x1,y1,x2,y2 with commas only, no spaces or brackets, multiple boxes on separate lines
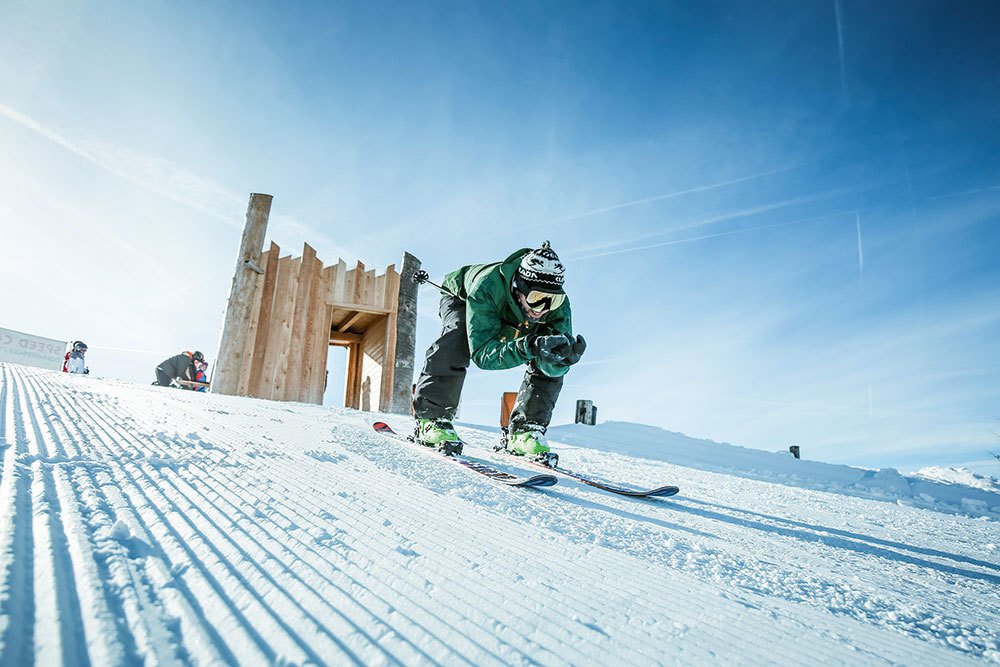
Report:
412,270,429,284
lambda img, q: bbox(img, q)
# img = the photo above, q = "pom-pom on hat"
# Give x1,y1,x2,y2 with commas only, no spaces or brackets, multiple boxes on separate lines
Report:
515,241,565,295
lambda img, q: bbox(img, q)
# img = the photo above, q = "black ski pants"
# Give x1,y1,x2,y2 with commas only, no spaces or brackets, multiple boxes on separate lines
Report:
412,295,563,430
154,367,173,387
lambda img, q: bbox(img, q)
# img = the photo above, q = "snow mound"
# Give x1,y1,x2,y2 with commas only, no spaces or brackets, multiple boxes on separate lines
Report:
546,421,1000,518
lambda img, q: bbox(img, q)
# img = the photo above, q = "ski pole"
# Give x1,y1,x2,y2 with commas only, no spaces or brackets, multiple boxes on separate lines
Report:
412,270,460,298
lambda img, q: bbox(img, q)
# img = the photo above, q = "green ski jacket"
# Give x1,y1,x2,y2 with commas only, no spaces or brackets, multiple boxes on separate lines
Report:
441,248,573,377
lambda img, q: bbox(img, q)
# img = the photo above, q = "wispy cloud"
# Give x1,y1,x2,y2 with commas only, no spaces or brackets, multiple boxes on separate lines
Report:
567,208,856,262
0,102,357,262
0,102,243,226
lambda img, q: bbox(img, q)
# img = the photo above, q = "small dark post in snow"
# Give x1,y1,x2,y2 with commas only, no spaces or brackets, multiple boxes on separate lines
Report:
789,445,800,459
576,400,597,426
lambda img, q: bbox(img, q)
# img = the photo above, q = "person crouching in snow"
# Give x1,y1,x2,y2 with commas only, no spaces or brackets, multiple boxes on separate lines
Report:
412,241,586,463
154,350,204,388
192,358,209,392
63,341,90,374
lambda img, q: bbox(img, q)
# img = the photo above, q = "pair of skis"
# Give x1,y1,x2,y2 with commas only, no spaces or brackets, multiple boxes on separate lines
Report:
372,422,679,498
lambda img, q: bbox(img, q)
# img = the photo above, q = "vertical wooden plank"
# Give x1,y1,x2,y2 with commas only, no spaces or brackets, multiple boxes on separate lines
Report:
256,255,292,399
361,317,387,412
214,193,272,395
342,265,357,307
344,343,360,409
298,253,324,403
352,261,366,305
237,248,269,395
364,269,376,306
308,305,332,404
380,312,398,411
331,259,347,304
308,266,336,403
285,244,317,401
383,264,398,311
271,257,301,401
374,274,385,309
247,242,281,397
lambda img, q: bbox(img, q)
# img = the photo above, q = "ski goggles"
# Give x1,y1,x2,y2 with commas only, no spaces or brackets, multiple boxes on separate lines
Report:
523,290,566,312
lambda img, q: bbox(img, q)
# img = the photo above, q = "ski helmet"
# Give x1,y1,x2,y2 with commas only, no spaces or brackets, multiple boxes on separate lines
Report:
73,341,88,352
192,351,205,362
514,241,565,296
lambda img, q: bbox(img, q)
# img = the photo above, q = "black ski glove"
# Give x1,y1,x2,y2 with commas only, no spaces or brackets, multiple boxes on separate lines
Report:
531,334,573,364
555,334,586,366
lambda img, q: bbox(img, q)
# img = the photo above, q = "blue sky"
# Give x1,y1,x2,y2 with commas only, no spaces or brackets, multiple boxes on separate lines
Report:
2,0,998,473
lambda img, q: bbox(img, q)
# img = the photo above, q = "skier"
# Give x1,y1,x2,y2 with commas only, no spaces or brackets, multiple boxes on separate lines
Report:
62,341,90,374
154,351,205,389
412,241,586,460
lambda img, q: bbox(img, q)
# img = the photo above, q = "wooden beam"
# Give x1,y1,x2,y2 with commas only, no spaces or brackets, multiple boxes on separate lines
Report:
327,302,392,315
213,193,272,395
329,332,362,344
337,311,367,333
247,241,281,396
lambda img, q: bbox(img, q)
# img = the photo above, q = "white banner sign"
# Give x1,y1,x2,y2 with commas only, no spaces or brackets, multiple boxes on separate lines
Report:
0,327,68,371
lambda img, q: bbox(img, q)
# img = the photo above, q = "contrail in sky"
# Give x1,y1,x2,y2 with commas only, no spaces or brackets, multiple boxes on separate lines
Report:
834,0,849,104
569,210,855,261
855,210,864,289
525,163,805,231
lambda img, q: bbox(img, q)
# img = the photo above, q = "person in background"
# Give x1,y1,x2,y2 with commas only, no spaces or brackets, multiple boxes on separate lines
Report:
154,350,204,388
63,341,90,374
192,358,210,392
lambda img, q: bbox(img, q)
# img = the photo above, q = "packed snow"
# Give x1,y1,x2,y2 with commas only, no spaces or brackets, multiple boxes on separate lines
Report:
0,362,997,665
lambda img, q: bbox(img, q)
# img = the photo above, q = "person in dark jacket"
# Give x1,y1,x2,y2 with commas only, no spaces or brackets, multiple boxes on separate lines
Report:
412,241,586,461
155,351,204,388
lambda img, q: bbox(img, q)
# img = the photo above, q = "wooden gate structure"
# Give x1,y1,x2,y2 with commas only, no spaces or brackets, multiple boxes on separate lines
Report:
213,194,420,413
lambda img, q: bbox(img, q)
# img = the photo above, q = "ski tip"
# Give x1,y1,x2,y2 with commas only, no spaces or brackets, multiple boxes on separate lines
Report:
648,486,680,498
520,475,559,488
372,421,392,432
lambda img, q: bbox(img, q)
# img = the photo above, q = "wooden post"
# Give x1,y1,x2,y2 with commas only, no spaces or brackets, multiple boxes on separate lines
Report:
389,252,421,414
500,392,518,428
213,193,273,395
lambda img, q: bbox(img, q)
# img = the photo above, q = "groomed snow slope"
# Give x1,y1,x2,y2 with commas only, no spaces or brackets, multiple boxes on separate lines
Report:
0,362,997,665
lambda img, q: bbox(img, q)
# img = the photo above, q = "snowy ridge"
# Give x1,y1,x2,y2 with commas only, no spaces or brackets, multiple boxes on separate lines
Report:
0,362,997,665
544,421,1000,518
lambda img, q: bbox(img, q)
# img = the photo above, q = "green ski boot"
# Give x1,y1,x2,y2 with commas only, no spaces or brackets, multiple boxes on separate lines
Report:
415,418,463,455
506,428,558,466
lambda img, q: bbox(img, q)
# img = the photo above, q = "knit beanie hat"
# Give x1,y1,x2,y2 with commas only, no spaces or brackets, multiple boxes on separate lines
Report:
514,241,565,295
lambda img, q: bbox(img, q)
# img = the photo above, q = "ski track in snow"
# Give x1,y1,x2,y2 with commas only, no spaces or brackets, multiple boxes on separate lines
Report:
0,363,997,665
